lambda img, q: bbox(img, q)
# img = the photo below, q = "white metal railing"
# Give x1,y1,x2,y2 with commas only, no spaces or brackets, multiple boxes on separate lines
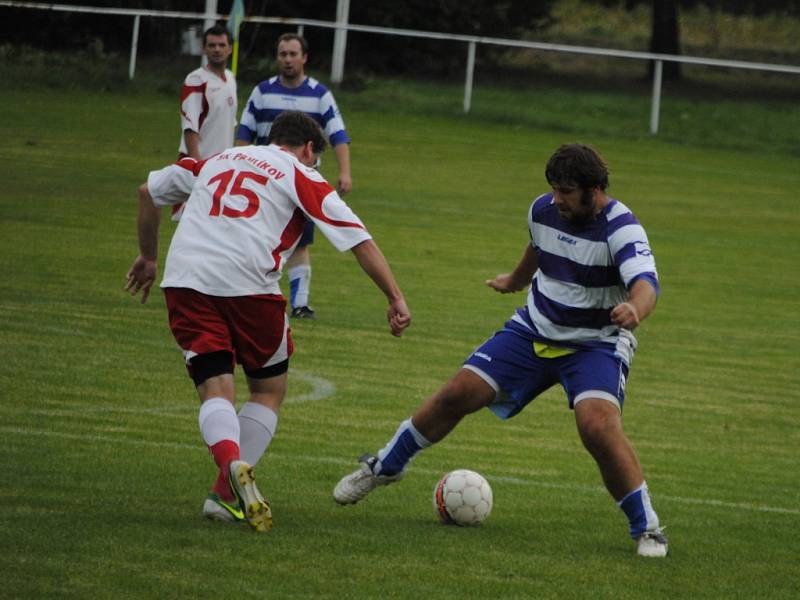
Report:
3,1,800,134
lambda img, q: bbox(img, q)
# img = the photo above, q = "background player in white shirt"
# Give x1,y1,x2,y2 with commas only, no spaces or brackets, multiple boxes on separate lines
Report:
172,25,238,222
179,24,237,161
125,111,411,532
333,144,669,558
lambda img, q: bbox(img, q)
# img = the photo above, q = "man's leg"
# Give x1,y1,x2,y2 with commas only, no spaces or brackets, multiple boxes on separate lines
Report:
193,356,271,532
333,369,495,504
574,398,643,500
287,220,315,319
194,355,241,509
574,398,666,556
238,370,287,466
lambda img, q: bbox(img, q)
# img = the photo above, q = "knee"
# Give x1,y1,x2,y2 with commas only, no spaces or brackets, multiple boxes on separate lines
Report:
575,402,621,451
432,373,494,419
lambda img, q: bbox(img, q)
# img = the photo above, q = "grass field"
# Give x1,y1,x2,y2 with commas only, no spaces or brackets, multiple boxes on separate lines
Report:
1,75,799,599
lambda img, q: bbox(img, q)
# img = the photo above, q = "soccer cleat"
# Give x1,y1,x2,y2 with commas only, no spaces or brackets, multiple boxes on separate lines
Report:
291,306,316,319
637,528,669,557
333,455,403,505
202,492,245,523
228,460,273,532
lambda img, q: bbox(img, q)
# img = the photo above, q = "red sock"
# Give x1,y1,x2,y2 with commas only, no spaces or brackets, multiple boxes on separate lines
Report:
209,440,240,503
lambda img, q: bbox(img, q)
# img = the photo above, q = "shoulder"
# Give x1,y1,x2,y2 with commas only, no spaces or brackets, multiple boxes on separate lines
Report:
184,67,207,85
530,193,554,219
255,76,280,93
603,199,643,232
305,77,331,96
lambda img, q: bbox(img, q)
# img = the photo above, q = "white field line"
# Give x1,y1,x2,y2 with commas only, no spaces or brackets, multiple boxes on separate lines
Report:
3,426,798,517
9,370,337,416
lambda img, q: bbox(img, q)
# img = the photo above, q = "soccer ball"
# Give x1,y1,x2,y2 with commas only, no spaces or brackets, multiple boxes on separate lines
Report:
433,469,493,526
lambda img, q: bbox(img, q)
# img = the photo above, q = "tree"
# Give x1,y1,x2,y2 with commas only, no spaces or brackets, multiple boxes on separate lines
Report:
238,0,560,77
650,0,682,80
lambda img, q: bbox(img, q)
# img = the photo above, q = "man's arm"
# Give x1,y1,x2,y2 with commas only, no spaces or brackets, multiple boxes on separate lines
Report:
486,244,539,293
350,239,410,337
184,130,202,159
124,184,161,304
235,91,259,146
333,142,352,195
610,278,658,330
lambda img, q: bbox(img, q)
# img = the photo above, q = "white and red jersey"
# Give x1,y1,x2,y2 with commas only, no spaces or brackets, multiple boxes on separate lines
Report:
178,66,237,158
147,145,372,297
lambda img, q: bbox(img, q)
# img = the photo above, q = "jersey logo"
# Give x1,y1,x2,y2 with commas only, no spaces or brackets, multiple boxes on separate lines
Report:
557,233,578,246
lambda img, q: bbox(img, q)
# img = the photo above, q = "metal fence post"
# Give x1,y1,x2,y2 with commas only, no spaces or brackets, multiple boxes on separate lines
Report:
331,0,350,84
464,40,476,113
650,59,663,134
128,14,140,80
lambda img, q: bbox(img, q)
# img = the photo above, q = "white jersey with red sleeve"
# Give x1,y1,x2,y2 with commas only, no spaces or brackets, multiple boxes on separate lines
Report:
156,145,371,297
178,66,237,158
147,157,203,207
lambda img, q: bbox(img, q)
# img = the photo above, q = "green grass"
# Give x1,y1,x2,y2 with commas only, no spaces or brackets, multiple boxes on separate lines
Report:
1,77,799,599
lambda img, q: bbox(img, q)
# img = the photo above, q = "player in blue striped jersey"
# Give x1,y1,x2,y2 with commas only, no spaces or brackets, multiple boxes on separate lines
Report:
236,33,352,319
334,144,669,557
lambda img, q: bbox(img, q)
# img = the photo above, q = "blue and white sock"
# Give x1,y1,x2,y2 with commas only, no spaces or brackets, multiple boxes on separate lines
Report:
288,265,311,308
618,481,660,539
375,418,432,476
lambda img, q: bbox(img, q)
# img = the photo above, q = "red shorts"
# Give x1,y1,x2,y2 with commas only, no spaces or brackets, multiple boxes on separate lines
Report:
164,288,293,373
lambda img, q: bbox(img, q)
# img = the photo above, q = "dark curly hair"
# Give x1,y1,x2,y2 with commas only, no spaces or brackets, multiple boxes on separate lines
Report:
545,143,609,191
267,111,328,155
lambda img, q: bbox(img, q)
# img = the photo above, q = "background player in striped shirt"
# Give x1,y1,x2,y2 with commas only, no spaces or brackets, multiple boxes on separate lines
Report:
236,33,351,320
333,143,669,558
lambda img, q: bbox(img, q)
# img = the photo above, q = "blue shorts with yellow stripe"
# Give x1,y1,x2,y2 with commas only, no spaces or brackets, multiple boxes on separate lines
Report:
462,322,631,418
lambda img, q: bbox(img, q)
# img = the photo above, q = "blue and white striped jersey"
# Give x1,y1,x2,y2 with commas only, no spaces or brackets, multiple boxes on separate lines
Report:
511,193,659,351
237,76,350,147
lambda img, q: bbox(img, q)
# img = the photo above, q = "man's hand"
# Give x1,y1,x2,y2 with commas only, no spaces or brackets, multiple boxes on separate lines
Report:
610,302,640,330
337,173,352,195
611,279,658,330
486,273,527,294
387,297,411,337
125,256,157,304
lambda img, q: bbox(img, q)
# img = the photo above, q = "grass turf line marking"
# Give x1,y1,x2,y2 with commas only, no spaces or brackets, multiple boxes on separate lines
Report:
3,425,798,517
6,370,336,415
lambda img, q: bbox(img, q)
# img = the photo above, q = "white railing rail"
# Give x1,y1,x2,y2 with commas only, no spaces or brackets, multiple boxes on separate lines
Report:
3,1,799,134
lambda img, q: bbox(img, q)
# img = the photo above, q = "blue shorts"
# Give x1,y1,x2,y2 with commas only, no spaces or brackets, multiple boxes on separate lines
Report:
298,220,315,248
462,325,631,418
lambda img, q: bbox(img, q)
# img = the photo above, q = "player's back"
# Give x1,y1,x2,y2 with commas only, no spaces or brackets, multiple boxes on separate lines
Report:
162,145,314,297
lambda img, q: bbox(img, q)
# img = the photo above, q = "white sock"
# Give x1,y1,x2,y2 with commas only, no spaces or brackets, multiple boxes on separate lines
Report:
198,397,240,446
288,264,311,308
238,402,279,466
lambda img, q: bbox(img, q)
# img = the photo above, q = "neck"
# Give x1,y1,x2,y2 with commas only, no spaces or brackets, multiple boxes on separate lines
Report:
593,191,609,214
280,73,304,88
206,63,226,78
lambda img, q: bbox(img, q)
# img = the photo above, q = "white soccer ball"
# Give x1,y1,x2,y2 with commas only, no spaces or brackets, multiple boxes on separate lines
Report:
433,469,493,526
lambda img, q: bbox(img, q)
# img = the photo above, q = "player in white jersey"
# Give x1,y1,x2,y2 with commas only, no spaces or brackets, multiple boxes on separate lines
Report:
236,33,353,320
171,25,238,223
178,25,237,161
333,144,669,558
125,111,411,532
